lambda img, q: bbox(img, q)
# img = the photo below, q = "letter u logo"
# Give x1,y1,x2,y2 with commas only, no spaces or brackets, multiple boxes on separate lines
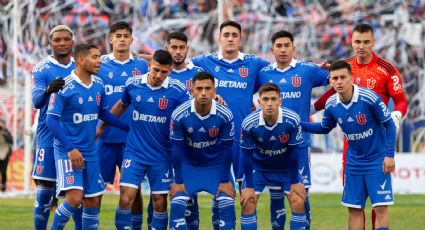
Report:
292,76,301,87
367,78,376,89
239,68,248,78
185,80,192,90
356,114,367,125
209,128,219,137
159,98,168,109
279,134,289,143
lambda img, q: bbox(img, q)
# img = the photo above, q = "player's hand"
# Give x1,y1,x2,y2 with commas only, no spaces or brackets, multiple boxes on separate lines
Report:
45,78,65,95
95,125,104,139
289,183,306,201
68,149,84,171
215,94,227,106
169,183,187,198
240,187,256,208
382,157,395,174
391,111,402,136
318,60,330,70
217,182,236,198
131,51,152,62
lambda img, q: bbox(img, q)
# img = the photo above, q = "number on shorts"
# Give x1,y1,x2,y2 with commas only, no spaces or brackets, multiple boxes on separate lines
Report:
64,159,73,173
37,148,45,162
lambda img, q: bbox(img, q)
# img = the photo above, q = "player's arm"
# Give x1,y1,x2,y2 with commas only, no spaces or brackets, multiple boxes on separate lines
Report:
386,68,408,132
32,71,65,109
311,87,336,114
98,108,129,132
169,138,188,198
302,107,336,134
240,147,256,207
96,98,129,137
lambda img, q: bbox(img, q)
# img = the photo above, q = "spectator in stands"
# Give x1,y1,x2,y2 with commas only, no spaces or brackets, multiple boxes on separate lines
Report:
0,119,12,192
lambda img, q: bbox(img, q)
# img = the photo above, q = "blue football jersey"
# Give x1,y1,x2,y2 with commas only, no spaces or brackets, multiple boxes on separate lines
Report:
322,85,392,174
168,61,203,91
170,99,234,166
122,74,191,165
240,107,303,172
97,53,148,143
192,51,269,136
258,59,329,147
47,72,107,160
31,56,75,148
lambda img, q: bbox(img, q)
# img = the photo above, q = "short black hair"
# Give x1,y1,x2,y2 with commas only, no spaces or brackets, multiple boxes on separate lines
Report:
330,60,352,73
353,23,374,35
220,20,241,34
74,44,98,59
192,71,215,85
110,21,132,34
167,32,188,44
271,30,294,44
152,50,172,65
258,83,281,96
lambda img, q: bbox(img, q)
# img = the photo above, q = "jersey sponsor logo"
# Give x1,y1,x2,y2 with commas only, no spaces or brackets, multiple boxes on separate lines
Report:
73,113,99,124
356,114,367,125
257,146,287,156
185,80,192,90
367,78,376,89
218,80,248,89
239,67,248,78
345,128,373,141
391,75,402,91
132,70,141,76
159,98,168,109
66,176,74,185
186,138,217,148
96,95,101,106
280,91,301,99
209,128,219,137
132,110,167,123
105,85,125,95
279,134,289,143
36,165,43,174
291,76,301,87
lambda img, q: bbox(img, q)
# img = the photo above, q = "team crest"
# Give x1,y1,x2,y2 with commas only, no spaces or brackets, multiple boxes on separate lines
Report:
356,114,367,125
367,78,376,89
279,134,289,143
96,95,101,106
209,128,219,137
185,80,192,90
291,76,301,87
239,67,248,78
132,70,141,76
78,97,83,104
159,98,168,109
66,176,74,185
36,165,43,174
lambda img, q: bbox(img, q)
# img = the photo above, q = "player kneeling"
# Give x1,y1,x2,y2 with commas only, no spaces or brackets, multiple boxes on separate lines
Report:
169,72,236,230
240,83,307,230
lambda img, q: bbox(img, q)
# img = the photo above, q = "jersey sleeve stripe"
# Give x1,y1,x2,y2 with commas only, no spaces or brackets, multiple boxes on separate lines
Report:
216,105,233,121
282,110,301,124
241,113,259,129
359,88,378,102
171,101,191,119
325,95,337,109
46,112,61,117
376,58,397,75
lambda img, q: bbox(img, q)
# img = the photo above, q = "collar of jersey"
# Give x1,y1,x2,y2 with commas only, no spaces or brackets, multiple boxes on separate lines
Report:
71,71,94,89
272,59,297,73
47,56,74,69
107,53,133,65
217,51,244,63
336,84,359,109
172,61,195,73
191,99,217,120
259,107,283,129
141,73,169,89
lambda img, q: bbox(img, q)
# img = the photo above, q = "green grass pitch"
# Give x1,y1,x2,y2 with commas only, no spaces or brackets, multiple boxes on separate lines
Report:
1,193,424,229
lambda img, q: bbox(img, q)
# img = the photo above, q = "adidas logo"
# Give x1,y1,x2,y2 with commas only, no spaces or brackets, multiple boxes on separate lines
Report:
198,127,206,132
147,97,154,103
279,78,287,84
385,194,391,200
227,69,234,73
269,136,276,141
347,117,354,122
121,71,128,77
88,96,93,102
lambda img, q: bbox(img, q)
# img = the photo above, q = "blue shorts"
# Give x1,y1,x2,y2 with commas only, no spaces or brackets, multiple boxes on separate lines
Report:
181,164,222,195
97,142,125,184
32,147,56,182
119,157,172,194
298,146,311,188
342,172,394,209
233,141,244,182
55,158,105,198
251,171,293,195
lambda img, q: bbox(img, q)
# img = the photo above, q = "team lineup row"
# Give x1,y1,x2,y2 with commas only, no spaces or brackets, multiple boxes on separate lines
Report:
31,20,407,230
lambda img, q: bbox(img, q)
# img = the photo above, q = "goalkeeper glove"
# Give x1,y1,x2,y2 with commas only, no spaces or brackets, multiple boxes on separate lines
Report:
391,111,402,135
45,78,65,95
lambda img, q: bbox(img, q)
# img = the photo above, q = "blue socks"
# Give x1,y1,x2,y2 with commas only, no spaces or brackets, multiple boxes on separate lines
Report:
240,212,257,230
34,186,55,230
217,194,236,230
270,189,286,230
73,204,83,230
186,196,200,230
211,197,220,230
82,207,99,229
131,211,143,230
50,200,76,230
152,211,168,230
376,228,389,230
147,196,153,230
169,198,188,230
290,212,307,230
115,207,131,230
305,193,311,230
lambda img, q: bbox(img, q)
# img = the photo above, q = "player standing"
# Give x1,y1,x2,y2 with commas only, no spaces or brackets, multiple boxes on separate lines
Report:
303,60,396,230
312,23,407,229
96,21,148,230
239,83,307,230
110,50,191,230
168,71,236,230
257,30,329,229
46,44,128,230
31,25,83,230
